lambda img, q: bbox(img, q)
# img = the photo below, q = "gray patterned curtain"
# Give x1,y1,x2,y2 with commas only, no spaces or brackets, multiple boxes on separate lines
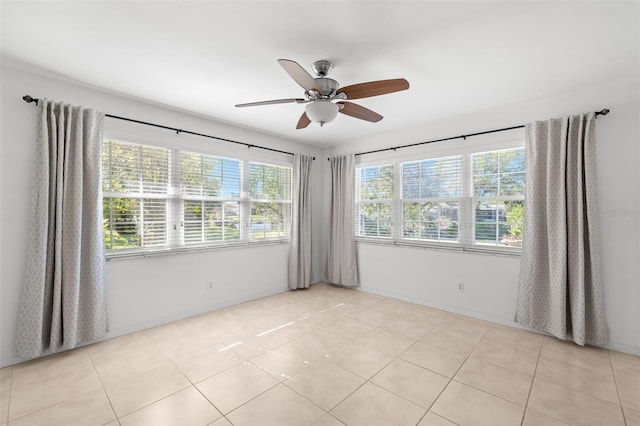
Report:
16,99,108,359
288,154,313,289
515,112,609,346
326,155,358,287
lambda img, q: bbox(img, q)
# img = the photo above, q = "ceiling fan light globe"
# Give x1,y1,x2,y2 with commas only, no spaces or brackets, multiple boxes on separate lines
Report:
305,101,338,126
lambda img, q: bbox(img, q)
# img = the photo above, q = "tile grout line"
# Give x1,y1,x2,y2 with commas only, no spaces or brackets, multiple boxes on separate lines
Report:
608,350,629,426
415,325,490,425
4,366,13,426
517,334,545,426
85,347,123,425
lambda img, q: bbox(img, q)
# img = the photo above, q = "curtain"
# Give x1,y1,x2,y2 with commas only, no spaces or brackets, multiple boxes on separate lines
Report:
326,155,358,287
288,154,313,289
515,112,609,346
16,99,108,359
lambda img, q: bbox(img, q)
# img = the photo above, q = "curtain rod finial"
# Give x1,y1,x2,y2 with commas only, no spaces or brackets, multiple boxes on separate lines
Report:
598,108,610,116
23,95,38,104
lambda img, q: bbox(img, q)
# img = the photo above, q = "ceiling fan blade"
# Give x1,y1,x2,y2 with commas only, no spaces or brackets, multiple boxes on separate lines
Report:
337,78,409,100
278,59,322,92
235,98,305,108
296,112,311,129
338,102,383,123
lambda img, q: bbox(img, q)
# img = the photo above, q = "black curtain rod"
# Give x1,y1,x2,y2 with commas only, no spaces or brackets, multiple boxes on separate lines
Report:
22,95,315,160
339,108,610,159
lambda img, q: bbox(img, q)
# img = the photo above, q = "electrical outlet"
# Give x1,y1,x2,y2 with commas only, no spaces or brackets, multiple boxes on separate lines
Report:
458,282,465,293
207,282,213,291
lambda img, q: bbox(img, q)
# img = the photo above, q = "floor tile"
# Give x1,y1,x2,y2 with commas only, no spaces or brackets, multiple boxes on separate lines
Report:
143,319,208,343
331,382,426,426
226,384,325,426
331,342,394,380
610,350,640,376
346,308,396,327
100,360,191,417
357,327,417,356
371,359,449,408
535,355,619,403
10,349,104,420
285,363,365,411
527,379,625,426
119,387,221,426
417,412,457,426
0,389,8,425
371,298,424,316
321,318,374,341
540,337,612,376
400,307,450,326
157,330,242,376
287,330,350,361
431,380,523,426
400,341,466,378
0,367,12,393
421,322,485,356
313,414,346,426
454,357,532,405
208,416,233,425
616,374,640,411
470,338,539,376
250,347,313,381
197,361,278,414
522,410,570,425
483,324,544,351
88,333,169,378
9,388,115,426
378,316,435,340
624,406,640,426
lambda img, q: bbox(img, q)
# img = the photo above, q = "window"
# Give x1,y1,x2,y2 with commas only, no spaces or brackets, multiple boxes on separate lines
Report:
248,162,292,239
179,152,241,244
102,140,170,250
102,139,292,255
402,156,462,242
356,165,394,237
355,145,525,252
472,148,525,247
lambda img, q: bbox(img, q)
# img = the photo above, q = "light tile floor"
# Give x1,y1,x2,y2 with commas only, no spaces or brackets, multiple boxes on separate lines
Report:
1,283,638,426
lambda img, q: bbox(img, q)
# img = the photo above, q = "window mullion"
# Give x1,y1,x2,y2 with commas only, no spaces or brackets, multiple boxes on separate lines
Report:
241,160,250,241
460,153,472,247
392,162,403,241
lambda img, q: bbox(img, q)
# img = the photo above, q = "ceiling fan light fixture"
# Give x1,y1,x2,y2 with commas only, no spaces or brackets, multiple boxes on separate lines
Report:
305,100,338,127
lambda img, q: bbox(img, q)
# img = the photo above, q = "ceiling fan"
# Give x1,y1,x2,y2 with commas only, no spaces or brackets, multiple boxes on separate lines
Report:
235,59,409,129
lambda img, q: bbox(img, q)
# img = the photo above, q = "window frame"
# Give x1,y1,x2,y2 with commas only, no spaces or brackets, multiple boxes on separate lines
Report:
355,164,395,239
354,136,525,256
102,137,293,259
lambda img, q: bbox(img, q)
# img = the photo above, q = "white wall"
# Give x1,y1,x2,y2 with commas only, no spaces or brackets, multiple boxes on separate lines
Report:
327,76,640,355
0,65,326,367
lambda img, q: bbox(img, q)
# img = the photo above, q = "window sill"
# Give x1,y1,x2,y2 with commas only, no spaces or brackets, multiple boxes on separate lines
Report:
355,237,521,257
105,239,290,261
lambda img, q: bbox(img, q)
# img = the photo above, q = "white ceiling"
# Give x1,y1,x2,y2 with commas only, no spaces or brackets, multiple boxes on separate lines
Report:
1,1,638,148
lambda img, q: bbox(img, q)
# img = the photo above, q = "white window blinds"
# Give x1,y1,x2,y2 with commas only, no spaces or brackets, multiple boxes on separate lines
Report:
102,140,170,250
355,145,525,253
472,147,525,247
179,152,242,244
102,139,292,255
248,162,292,239
402,156,462,242
356,164,394,238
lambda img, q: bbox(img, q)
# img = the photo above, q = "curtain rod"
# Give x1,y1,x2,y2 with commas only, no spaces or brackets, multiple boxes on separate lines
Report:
22,95,315,160
347,108,610,158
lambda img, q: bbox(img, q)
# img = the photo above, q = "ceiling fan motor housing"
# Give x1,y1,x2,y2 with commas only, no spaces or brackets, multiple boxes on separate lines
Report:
307,78,339,99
